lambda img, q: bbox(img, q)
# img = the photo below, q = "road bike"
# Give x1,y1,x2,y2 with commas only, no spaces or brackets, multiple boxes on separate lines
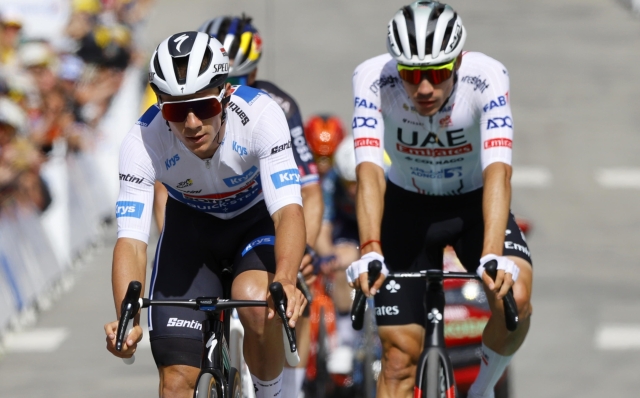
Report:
352,259,518,398
116,280,299,398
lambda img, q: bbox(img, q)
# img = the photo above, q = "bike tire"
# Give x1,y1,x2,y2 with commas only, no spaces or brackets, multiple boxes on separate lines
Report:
424,354,455,398
228,367,242,398
195,372,221,398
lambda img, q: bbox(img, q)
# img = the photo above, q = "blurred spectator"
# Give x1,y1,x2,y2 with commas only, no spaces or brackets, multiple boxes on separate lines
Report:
0,9,23,70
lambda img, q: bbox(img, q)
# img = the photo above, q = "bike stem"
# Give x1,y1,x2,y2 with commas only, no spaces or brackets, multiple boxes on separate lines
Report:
425,277,446,348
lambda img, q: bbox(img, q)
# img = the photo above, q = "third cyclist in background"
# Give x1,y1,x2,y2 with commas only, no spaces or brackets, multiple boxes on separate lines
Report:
346,2,533,397
198,15,323,398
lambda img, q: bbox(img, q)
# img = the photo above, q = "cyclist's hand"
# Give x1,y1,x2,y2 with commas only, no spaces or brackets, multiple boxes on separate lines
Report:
268,278,307,328
346,252,389,297
299,253,316,285
477,254,520,300
104,320,142,359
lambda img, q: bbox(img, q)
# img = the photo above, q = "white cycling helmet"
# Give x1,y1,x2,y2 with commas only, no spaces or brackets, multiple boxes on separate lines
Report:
149,31,229,96
387,1,466,66
334,136,357,183
197,15,262,77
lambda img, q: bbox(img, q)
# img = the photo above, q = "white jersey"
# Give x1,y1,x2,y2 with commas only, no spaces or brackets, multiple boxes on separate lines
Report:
352,52,513,196
116,85,302,244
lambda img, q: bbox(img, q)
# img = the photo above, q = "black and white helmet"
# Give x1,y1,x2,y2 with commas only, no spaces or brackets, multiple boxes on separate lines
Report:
197,15,262,77
149,31,229,96
387,1,466,66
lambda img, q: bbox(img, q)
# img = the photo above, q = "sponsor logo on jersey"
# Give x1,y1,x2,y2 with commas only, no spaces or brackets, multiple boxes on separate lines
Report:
222,166,258,187
115,201,144,218
460,75,490,93
165,154,180,170
385,280,401,293
439,115,453,127
439,103,454,113
271,169,301,188
291,126,313,162
410,166,462,179
227,102,250,125
212,63,229,73
119,173,144,184
167,317,202,330
504,241,530,257
271,140,292,154
354,137,380,148
404,156,464,165
369,75,400,95
136,105,160,127
176,178,193,188
232,141,248,156
233,85,264,106
484,138,512,149
376,305,400,316
402,118,424,126
352,117,378,129
165,179,262,214
402,103,419,113
242,235,275,257
396,128,471,157
486,116,513,129
483,92,509,113
354,96,378,111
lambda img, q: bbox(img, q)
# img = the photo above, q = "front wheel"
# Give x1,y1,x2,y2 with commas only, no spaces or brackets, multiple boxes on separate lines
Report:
424,354,456,398
195,372,221,398
228,367,242,398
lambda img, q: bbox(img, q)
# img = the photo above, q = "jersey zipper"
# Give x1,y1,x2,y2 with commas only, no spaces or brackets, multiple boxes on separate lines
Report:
205,158,211,169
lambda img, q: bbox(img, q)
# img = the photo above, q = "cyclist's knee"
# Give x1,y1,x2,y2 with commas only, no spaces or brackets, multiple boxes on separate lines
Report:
381,345,417,382
159,365,198,397
514,287,533,321
379,325,422,382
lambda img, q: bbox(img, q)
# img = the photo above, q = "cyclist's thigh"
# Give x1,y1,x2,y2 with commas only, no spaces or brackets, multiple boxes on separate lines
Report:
378,324,425,365
231,201,277,280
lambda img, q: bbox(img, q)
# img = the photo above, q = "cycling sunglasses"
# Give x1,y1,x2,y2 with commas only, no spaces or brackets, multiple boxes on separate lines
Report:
397,58,457,85
160,89,226,123
226,76,248,86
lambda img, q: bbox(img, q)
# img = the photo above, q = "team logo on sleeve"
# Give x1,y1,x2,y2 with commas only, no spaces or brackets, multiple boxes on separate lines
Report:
354,137,380,148
270,169,301,188
271,140,292,154
484,138,512,149
115,201,144,218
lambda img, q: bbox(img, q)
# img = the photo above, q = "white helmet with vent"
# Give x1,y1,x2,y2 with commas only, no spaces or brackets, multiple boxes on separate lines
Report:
149,31,229,96
387,1,466,66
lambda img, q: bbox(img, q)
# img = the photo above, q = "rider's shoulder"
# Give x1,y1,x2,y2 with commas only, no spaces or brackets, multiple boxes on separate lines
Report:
253,80,300,119
353,53,395,81
459,51,510,81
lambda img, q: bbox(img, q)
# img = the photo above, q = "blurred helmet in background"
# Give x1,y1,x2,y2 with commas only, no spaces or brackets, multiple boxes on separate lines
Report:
149,31,229,97
387,1,466,66
333,136,357,183
197,15,262,77
304,114,345,158
0,97,27,135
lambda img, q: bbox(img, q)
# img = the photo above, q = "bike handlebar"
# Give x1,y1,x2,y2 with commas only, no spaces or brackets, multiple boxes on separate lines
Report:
350,260,382,331
483,260,519,332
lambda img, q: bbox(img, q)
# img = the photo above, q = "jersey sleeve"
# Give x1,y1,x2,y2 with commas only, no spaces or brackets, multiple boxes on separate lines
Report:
286,104,319,187
478,60,513,169
352,59,386,170
253,101,303,215
116,129,156,243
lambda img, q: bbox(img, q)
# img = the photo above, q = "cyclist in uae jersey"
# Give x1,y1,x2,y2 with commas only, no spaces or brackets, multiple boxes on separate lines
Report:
103,32,306,398
346,2,533,398
197,15,324,396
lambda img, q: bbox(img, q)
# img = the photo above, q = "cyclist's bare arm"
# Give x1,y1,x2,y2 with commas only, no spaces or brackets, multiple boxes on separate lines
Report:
354,161,386,295
271,203,307,326
481,161,513,296
105,237,147,357
300,182,323,281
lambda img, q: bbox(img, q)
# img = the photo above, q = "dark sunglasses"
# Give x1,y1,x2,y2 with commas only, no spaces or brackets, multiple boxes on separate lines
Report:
397,58,457,85
160,89,226,123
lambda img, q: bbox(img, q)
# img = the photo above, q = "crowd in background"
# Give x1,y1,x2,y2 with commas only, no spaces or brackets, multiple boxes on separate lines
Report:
0,0,153,215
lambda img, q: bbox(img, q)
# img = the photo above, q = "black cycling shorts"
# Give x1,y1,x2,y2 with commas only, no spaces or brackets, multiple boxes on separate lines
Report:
148,198,276,368
374,182,532,327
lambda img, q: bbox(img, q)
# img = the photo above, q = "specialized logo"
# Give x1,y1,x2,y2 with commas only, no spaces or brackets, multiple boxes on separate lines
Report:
354,137,380,148
370,74,400,95
165,154,180,170
206,333,217,362
410,166,462,179
354,96,378,111
173,34,189,52
484,138,512,149
167,317,202,330
352,117,378,129
385,280,401,293
176,178,193,189
427,308,443,324
486,116,513,129
271,140,292,155
270,169,301,189
396,128,472,157
483,92,509,113
212,63,229,73
460,75,490,93
232,141,248,156
227,102,250,125
115,201,144,218
119,173,144,184
242,235,275,257
376,306,400,316
291,126,313,162
223,166,258,187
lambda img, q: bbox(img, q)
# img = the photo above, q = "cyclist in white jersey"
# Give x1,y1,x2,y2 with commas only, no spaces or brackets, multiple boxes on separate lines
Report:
346,2,533,398
104,31,307,398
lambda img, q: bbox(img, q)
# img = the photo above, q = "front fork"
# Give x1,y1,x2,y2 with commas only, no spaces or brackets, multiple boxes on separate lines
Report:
414,279,458,398
196,313,232,397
